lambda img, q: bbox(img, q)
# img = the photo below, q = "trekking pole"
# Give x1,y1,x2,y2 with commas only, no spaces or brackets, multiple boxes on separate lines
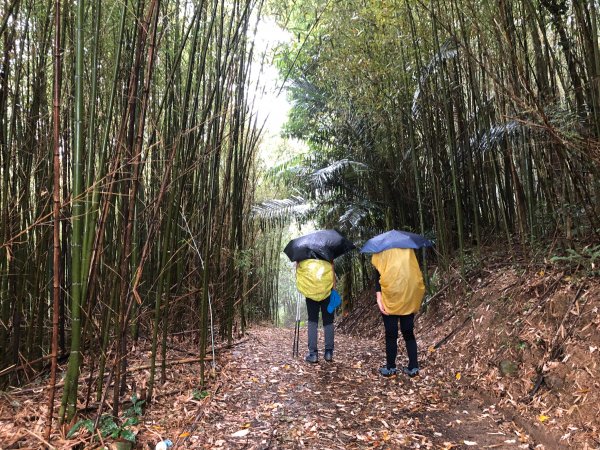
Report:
293,292,301,357
292,294,298,357
292,321,298,357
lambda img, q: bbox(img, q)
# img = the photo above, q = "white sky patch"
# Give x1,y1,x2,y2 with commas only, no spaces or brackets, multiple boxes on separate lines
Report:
250,16,292,138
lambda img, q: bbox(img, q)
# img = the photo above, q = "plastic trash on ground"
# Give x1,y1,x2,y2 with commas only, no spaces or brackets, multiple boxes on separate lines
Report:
155,439,173,450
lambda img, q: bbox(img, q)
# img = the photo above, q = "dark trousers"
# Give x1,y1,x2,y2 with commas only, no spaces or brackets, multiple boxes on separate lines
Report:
305,296,334,325
381,313,418,370
305,297,334,353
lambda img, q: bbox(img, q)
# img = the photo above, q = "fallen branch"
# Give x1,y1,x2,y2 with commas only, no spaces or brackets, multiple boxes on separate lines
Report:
25,429,56,450
433,315,472,349
8,357,212,396
170,329,200,336
162,341,209,358
160,336,250,358
0,353,67,377
7,336,250,396
128,356,213,372
421,281,451,309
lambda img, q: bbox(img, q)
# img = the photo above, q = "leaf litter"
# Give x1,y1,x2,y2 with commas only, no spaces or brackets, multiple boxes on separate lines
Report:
1,257,598,449
132,326,540,449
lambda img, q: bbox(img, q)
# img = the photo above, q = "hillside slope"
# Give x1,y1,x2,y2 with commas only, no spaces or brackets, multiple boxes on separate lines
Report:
338,254,600,448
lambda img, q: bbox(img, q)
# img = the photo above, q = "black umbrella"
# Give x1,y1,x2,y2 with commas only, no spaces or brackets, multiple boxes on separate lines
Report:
283,229,355,262
360,229,433,253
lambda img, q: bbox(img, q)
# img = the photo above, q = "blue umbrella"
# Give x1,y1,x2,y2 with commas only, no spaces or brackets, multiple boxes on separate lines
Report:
360,229,433,253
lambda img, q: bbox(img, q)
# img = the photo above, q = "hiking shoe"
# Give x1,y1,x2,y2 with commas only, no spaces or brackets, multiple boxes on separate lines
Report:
378,367,398,377
402,367,419,377
324,350,333,362
305,352,318,363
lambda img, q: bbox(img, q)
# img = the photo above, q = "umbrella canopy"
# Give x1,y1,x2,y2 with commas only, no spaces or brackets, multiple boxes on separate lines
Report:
360,229,433,253
283,229,355,262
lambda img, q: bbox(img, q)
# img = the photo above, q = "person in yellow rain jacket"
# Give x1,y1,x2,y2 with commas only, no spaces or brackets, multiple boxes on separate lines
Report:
296,259,335,363
371,248,425,377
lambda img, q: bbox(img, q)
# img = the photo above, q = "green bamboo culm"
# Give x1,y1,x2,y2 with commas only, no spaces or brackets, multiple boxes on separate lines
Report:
80,0,102,304
59,0,86,423
1,0,271,420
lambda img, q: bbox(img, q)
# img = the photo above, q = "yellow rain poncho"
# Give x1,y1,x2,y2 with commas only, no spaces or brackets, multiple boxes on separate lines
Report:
371,248,425,315
296,259,334,301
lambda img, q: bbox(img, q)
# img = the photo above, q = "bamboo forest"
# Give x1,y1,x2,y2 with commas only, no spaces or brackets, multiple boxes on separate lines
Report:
0,0,599,448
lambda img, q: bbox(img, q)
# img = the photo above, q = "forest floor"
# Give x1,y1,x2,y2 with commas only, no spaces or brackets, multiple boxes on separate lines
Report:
0,252,599,449
134,326,556,449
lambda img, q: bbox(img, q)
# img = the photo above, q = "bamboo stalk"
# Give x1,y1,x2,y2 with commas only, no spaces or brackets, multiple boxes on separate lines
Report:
46,0,62,438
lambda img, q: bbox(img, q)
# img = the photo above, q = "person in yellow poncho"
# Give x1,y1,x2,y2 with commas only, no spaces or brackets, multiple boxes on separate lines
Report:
296,259,335,363
371,248,425,377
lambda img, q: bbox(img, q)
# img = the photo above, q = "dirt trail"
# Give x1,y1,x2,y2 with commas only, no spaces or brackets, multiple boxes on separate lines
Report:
141,326,544,449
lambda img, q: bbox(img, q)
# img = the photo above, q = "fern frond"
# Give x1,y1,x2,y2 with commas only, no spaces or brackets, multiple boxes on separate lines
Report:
473,121,522,152
251,195,311,223
309,159,369,190
412,39,458,118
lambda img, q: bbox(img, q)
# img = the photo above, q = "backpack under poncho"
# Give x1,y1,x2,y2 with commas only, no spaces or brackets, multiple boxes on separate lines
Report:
371,248,424,315
296,259,334,301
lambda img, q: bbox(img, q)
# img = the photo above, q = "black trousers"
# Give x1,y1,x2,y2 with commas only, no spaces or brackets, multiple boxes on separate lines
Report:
381,313,418,370
305,296,334,326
